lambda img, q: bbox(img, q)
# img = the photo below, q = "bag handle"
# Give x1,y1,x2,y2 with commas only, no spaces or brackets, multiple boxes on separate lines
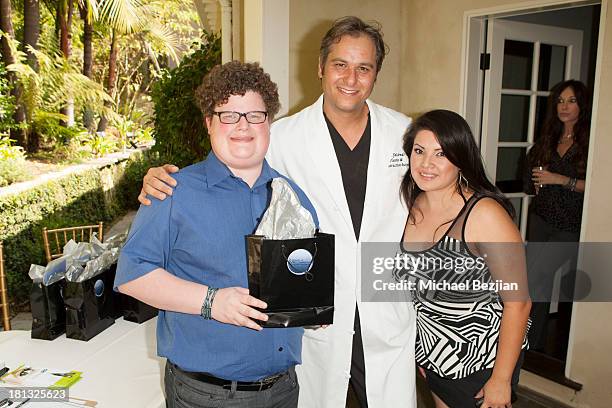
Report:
281,243,317,282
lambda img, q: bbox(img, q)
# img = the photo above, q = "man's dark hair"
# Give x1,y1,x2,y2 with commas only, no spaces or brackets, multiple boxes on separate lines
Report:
319,16,388,74
195,60,280,120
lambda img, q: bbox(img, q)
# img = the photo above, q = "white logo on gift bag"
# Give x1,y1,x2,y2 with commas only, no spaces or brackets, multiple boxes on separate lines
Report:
283,245,318,282
94,279,105,297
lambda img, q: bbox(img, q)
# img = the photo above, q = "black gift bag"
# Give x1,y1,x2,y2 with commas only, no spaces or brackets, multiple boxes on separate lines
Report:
30,280,66,340
64,266,116,341
121,294,158,323
104,262,157,324
247,232,335,328
107,264,125,319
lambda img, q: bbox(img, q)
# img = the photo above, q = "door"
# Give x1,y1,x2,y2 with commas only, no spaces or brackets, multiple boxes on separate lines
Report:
481,19,582,237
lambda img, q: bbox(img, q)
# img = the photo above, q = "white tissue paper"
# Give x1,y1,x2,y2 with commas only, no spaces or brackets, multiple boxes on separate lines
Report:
255,178,316,239
29,232,126,285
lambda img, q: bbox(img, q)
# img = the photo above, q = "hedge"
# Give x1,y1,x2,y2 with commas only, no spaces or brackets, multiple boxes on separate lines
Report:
0,149,164,307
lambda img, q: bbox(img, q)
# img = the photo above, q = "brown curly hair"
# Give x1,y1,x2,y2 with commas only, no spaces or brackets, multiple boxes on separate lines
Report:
195,60,280,121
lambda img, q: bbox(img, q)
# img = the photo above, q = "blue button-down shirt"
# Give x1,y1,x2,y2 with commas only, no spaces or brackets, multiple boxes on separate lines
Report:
115,152,319,381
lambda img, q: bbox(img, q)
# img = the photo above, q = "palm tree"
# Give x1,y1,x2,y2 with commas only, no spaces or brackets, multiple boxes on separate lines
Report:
97,27,118,132
78,0,98,131
0,0,28,149
57,0,75,126
97,0,145,132
23,0,40,149
97,0,179,132
6,34,118,140
24,0,40,71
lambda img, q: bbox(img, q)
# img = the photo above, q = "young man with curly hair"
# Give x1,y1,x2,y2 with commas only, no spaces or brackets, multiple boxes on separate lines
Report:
114,61,318,408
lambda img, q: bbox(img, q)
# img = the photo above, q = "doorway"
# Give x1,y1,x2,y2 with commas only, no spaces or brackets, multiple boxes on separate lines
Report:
463,3,601,388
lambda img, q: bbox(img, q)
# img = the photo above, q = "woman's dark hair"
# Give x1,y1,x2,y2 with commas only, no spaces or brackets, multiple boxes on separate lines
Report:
528,80,590,177
400,109,514,224
319,16,388,75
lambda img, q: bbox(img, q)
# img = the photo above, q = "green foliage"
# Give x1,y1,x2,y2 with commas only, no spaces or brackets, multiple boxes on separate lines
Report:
133,126,154,145
0,135,30,186
0,160,30,187
0,135,26,161
114,115,136,150
3,33,118,138
84,133,118,157
151,32,221,167
0,149,165,306
0,63,18,134
33,112,87,145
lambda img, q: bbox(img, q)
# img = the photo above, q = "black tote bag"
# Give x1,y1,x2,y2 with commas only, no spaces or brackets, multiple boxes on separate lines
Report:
247,232,335,327
64,267,116,341
30,280,66,340
121,294,158,323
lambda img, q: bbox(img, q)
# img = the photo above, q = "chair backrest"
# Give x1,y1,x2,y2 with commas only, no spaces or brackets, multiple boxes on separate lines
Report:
0,242,10,331
42,222,104,263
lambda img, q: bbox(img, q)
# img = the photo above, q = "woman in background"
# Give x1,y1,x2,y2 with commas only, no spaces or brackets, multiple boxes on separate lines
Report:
395,110,531,408
525,79,590,352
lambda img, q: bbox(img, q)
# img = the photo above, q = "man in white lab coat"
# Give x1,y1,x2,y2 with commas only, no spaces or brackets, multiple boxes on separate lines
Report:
139,16,417,408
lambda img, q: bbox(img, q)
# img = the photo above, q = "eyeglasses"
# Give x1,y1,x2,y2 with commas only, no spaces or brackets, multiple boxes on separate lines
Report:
213,111,268,124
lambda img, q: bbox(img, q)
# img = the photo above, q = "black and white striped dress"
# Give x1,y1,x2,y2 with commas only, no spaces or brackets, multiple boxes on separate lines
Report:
394,195,529,380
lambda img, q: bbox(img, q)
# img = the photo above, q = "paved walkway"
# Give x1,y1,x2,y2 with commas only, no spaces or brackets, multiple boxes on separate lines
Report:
0,149,146,199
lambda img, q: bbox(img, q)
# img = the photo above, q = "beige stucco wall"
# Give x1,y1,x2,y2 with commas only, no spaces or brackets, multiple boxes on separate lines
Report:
287,0,403,114
401,1,612,406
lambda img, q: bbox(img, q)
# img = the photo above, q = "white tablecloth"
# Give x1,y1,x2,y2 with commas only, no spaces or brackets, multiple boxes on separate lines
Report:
0,317,165,407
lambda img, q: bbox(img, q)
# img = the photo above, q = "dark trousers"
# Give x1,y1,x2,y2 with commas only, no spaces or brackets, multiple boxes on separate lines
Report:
350,306,368,408
165,361,299,408
526,213,579,350
424,352,524,408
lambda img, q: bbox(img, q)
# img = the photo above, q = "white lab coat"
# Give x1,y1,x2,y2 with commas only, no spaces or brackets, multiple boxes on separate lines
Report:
267,96,417,408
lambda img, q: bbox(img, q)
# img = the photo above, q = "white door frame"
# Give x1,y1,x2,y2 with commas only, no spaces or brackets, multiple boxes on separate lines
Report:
483,20,582,235
460,0,607,382
481,20,582,181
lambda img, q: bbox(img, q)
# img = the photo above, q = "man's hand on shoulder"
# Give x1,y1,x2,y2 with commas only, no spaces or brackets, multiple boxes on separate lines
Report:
211,287,269,331
138,164,180,205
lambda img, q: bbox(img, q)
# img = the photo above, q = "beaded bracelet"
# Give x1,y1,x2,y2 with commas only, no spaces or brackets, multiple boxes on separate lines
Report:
200,287,219,319
565,177,578,192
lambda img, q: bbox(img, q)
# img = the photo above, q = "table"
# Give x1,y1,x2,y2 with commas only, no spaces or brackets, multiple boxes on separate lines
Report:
0,317,165,407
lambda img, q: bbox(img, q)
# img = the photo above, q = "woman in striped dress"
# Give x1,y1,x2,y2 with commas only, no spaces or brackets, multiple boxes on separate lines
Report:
395,110,531,408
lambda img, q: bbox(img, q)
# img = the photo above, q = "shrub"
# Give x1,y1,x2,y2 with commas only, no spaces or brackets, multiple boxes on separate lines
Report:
0,135,31,186
0,135,26,161
0,160,31,187
33,113,87,146
151,32,221,167
0,149,164,306
84,133,118,157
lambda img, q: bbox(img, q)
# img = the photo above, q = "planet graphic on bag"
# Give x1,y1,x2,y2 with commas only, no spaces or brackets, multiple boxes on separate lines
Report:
287,249,314,276
94,279,105,297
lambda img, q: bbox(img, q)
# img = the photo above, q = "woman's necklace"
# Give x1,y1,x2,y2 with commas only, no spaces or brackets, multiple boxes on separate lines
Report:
558,133,573,144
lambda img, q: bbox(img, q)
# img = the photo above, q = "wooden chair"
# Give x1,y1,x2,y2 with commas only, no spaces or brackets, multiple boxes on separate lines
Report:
0,242,11,331
42,222,104,263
